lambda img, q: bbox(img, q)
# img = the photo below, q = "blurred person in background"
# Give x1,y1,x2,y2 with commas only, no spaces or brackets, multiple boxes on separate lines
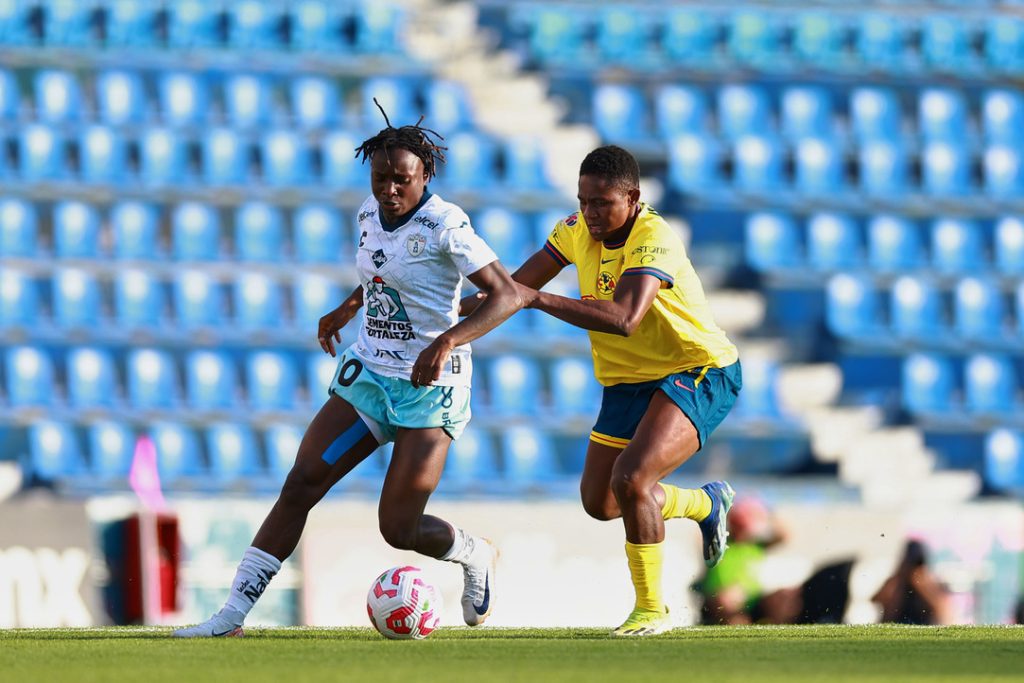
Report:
872,540,954,625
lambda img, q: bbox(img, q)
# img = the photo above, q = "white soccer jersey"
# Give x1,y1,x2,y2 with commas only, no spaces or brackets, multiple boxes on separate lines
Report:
350,192,498,387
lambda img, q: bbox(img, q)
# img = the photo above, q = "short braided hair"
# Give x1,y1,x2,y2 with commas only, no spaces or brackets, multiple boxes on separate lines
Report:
354,98,447,179
579,145,640,192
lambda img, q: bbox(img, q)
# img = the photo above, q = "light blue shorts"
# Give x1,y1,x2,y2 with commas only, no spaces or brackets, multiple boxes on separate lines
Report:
327,347,471,443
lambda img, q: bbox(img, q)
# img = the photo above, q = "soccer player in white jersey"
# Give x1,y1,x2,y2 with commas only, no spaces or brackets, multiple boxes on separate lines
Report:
174,104,523,637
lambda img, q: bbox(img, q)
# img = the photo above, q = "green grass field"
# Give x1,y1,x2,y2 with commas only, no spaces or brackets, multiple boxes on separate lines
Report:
2,625,1022,683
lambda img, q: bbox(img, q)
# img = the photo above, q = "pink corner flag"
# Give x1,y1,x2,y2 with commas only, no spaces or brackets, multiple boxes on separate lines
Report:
128,435,167,512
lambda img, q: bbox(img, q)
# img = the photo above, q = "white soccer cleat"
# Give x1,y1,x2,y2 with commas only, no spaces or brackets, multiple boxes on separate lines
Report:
171,608,245,638
461,538,497,626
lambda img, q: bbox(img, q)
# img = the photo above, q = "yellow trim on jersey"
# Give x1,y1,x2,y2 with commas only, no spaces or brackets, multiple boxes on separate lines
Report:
590,431,630,449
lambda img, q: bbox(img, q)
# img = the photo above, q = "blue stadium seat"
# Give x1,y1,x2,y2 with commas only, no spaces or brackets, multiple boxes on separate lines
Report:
206,423,262,481
235,202,284,262
523,5,586,66
891,275,943,339
88,421,135,481
1018,281,1024,340
5,346,55,407
732,357,780,419
294,204,345,263
306,352,337,400
662,7,718,66
158,72,208,127
744,212,800,271
930,218,984,274
667,133,721,192
96,70,144,125
850,87,900,142
246,351,298,411
321,130,362,187
901,353,955,415
18,124,62,181
792,11,845,68
485,355,542,416
353,0,403,54
54,201,100,259
794,137,843,197
954,276,1006,342
922,141,971,195
79,125,126,184
111,201,159,260
139,127,187,187
473,207,530,263
0,269,39,327
361,77,415,128
289,0,345,52
293,273,341,330
984,428,1024,492
264,423,300,481
868,215,924,273
105,0,156,47
807,213,860,271
921,15,973,73
234,272,282,331
595,6,652,66
290,76,339,130
858,139,909,198
425,80,472,135
728,8,780,67
0,198,38,257
173,269,224,329
504,136,552,191
965,353,1017,415
549,356,600,417
0,1,32,46
592,84,647,142
500,425,560,487
151,421,205,484
127,348,179,410
443,426,499,490
52,268,101,329
202,127,247,185
166,0,221,48
985,17,1024,72
227,0,281,49
185,350,238,410
918,89,968,142
994,216,1024,276
781,86,833,140
0,68,20,121
984,144,1023,198
855,13,910,73
33,69,80,123
224,73,271,130
42,0,95,46
114,268,164,329
67,347,118,409
439,131,497,191
654,85,707,138
172,202,220,261
717,84,770,140
29,421,85,481
732,135,783,193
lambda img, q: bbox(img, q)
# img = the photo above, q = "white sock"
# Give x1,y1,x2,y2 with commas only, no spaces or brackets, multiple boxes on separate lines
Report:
440,526,486,566
221,546,282,622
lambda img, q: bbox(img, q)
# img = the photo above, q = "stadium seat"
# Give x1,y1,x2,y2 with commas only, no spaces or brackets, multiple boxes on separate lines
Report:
264,423,301,481
732,357,780,419
504,136,552,191
443,426,499,490
921,15,973,73
654,84,708,138
849,87,900,142
965,353,1017,415
67,347,118,409
794,137,843,196
0,3,31,47
88,421,135,481
549,356,600,417
233,272,282,331
930,218,984,274
227,0,281,49
984,428,1024,492
54,201,100,259
0,198,38,257
127,348,179,410
320,130,362,187
246,350,298,411
158,72,209,127
235,202,284,262
792,11,845,68
5,346,56,407
361,77,415,129
0,269,39,327
732,135,783,193
42,0,95,46
717,85,770,140
473,207,530,263
662,7,718,66
744,212,800,271
982,89,1024,144
859,139,909,198
425,80,473,135
33,69,79,123
0,68,18,120
523,5,586,66
173,269,224,329
728,8,780,67
206,423,262,481
166,0,221,48
289,0,345,52
202,127,247,186
984,144,1024,198
921,141,971,195
667,133,721,192
807,213,861,271
224,73,271,130
994,216,1024,276
1017,281,1024,340
592,83,648,142
111,201,159,260
290,76,339,130
151,421,205,484
867,215,924,273
891,275,943,339
294,204,345,263
780,86,834,140
52,268,101,329
918,89,968,143
439,131,497,191
595,5,652,66
172,202,220,261
353,0,404,54
185,350,238,411
306,352,337,399
139,127,187,187
985,17,1024,73
499,426,560,487
96,70,144,125
485,355,542,416
28,421,85,481
954,276,1006,342
105,0,157,47
901,353,956,415
79,125,127,184
293,273,341,330
855,13,910,73
114,268,165,329
18,124,63,181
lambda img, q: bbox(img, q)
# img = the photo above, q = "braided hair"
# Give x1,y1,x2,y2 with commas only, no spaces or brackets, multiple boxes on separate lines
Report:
354,98,447,179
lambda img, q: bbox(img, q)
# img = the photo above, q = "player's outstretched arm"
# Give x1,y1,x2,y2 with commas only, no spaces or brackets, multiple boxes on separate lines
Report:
458,248,563,316
317,285,364,357
531,273,662,336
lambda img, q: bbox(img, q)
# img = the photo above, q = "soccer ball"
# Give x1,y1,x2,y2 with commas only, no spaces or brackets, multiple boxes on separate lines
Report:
366,565,443,640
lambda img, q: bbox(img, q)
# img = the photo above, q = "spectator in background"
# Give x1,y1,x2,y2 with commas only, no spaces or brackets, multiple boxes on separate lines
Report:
873,540,954,625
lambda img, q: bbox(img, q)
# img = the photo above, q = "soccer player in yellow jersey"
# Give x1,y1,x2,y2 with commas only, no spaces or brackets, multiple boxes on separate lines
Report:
466,146,741,636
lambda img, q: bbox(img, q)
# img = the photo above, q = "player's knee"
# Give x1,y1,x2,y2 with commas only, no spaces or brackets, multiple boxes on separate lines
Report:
378,517,418,551
610,469,655,505
278,466,323,511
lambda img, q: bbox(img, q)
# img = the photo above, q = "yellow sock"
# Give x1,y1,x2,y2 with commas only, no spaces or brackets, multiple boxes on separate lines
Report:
625,542,665,612
659,483,712,522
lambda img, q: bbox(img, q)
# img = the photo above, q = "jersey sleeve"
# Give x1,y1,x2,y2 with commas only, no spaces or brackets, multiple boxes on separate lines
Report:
438,209,499,278
620,220,683,287
543,214,577,267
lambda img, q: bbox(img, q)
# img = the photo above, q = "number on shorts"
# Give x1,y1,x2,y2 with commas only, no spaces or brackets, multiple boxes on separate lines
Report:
337,357,363,387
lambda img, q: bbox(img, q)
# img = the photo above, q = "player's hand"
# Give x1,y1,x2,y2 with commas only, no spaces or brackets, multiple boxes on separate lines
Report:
458,291,487,317
317,308,350,357
411,335,455,388
514,282,539,308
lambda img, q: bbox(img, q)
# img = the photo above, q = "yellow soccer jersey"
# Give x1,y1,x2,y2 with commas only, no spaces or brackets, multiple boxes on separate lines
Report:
543,204,738,386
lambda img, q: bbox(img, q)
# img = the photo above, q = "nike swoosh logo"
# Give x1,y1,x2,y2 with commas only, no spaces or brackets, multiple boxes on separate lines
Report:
473,574,491,616
601,258,617,264
212,629,236,637
674,379,695,393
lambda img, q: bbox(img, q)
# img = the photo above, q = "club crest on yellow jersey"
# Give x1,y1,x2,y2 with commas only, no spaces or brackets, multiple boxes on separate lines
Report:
597,271,617,295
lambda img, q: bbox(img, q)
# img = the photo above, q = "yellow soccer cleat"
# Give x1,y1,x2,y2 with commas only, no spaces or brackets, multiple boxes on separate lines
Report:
611,606,672,637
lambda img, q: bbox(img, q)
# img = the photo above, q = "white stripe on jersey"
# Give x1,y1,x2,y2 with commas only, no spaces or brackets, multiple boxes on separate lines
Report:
350,192,497,387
